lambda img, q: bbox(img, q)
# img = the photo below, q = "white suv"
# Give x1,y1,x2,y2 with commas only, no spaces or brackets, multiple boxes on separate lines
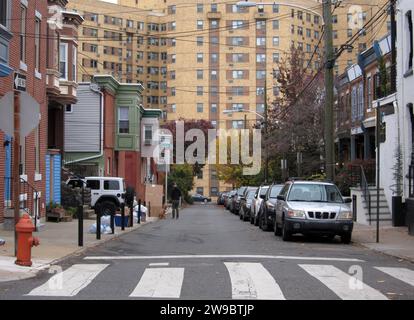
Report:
66,176,126,216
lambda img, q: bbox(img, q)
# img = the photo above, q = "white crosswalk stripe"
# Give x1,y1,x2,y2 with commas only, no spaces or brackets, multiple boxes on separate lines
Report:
299,264,388,300
224,262,286,300
27,264,109,297
129,268,184,298
375,267,414,287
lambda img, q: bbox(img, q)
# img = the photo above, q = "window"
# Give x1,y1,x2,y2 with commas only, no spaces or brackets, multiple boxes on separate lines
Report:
332,30,337,39
169,5,176,14
144,125,153,142
118,107,129,134
273,37,279,46
211,187,218,196
196,187,204,195
104,180,120,190
272,4,279,13
211,70,217,80
347,29,352,38
232,120,244,129
86,180,100,190
291,25,295,34
306,28,311,38
211,86,218,96
197,53,203,63
256,70,266,79
197,20,203,30
170,21,176,31
256,103,264,113
232,20,245,29
232,87,245,96
332,15,338,24
171,87,176,96
170,70,176,80
211,104,217,113
211,4,217,12
232,103,243,111
35,18,40,72
273,20,279,30
273,53,280,63
232,70,244,79
197,36,203,46
256,54,266,63
171,54,176,63
59,43,68,80
232,37,245,46
232,53,245,62
297,11,303,20
211,120,217,128
20,4,26,64
127,20,133,28
367,76,372,108
256,37,266,46
197,3,203,13
72,46,77,81
211,20,218,28
65,105,72,113
197,86,203,96
407,11,413,71
273,86,280,96
0,0,8,28
256,87,264,95
211,36,219,44
256,20,265,30
211,53,218,63
197,69,203,79
197,103,203,113
171,104,176,113
314,15,320,24
306,13,311,22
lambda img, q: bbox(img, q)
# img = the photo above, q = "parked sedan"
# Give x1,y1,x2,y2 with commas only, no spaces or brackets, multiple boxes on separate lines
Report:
239,189,257,221
232,186,248,214
259,184,284,231
225,190,237,210
274,180,353,243
251,185,270,226
192,193,212,203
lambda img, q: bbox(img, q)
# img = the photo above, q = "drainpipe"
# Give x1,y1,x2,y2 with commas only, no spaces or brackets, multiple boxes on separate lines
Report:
64,84,104,169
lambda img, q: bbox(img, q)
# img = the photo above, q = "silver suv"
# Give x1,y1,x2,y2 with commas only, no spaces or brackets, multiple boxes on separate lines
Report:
274,180,353,243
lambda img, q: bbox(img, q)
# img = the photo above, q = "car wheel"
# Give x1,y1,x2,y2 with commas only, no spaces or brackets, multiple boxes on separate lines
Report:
99,201,116,216
282,220,292,241
341,233,352,244
260,213,269,231
274,222,282,236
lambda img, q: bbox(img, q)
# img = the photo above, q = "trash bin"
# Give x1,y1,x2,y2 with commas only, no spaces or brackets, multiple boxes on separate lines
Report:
392,196,405,227
114,214,129,227
406,199,414,236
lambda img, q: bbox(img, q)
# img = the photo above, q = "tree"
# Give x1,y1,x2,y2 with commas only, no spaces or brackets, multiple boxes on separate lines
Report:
267,46,325,180
167,164,195,203
161,118,214,176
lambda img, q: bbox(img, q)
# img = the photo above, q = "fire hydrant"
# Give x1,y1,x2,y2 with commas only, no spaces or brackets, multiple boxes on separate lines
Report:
15,214,40,267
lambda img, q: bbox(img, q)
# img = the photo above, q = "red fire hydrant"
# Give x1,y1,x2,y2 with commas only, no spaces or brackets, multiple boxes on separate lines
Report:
15,214,40,267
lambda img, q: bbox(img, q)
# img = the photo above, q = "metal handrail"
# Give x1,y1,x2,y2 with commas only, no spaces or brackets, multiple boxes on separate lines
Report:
360,165,372,225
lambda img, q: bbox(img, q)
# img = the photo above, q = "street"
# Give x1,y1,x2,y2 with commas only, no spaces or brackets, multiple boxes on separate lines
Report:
0,204,413,300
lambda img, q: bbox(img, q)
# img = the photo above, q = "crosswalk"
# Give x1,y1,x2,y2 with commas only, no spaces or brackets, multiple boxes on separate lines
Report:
25,262,414,299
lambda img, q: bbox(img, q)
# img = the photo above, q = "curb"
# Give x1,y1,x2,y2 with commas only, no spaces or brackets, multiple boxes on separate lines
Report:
351,241,414,264
0,218,158,281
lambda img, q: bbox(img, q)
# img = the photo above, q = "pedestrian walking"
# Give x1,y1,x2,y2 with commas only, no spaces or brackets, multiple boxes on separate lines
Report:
171,183,182,219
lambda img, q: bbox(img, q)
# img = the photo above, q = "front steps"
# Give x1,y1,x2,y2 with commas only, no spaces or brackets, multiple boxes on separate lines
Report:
361,187,392,226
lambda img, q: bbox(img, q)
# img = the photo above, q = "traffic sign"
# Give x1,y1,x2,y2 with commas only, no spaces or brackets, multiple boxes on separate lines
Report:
14,73,26,92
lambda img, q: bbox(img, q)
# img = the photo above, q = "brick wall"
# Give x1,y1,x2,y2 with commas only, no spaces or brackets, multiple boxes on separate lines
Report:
0,0,48,223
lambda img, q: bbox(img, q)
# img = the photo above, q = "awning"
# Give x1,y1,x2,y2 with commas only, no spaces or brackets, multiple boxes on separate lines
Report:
362,116,376,128
0,63,13,77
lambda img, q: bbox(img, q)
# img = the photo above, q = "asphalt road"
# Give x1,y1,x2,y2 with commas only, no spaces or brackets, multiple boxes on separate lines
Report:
1,204,414,300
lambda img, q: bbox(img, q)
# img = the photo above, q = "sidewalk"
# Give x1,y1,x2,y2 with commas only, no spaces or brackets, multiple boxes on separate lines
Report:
352,223,414,262
0,216,157,282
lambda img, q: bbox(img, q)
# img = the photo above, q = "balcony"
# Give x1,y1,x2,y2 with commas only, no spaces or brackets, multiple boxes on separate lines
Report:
46,69,61,97
373,66,396,100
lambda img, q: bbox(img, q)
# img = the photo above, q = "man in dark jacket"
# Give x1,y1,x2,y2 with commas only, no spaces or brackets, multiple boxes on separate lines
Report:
171,183,182,219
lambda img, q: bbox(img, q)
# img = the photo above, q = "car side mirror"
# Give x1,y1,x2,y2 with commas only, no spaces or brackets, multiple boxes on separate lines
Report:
344,198,352,203
277,195,285,201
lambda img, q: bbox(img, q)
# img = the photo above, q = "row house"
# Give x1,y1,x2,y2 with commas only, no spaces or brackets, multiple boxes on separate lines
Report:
63,75,163,201
0,0,49,227
46,0,83,206
336,34,393,167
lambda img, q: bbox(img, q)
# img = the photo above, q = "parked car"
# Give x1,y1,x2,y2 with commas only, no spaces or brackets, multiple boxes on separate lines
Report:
192,193,212,203
239,189,257,221
251,185,270,226
217,192,226,205
66,176,127,216
273,180,353,243
225,190,237,210
232,186,248,214
259,183,284,231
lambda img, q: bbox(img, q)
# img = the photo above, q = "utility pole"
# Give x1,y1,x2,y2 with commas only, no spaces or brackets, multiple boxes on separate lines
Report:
390,0,397,92
264,80,269,183
376,102,381,243
323,0,335,181
13,90,21,256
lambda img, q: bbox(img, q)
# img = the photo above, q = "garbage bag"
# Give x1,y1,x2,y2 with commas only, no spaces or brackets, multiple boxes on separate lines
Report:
101,215,111,226
0,239,5,246
88,223,107,234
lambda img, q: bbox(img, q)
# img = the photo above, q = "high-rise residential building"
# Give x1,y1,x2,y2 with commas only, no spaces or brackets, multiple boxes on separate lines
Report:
68,0,389,197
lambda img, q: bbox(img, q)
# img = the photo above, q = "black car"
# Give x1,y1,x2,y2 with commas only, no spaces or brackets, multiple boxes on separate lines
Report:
217,192,226,205
259,183,284,231
192,193,212,203
239,188,257,221
232,186,248,214
225,190,237,210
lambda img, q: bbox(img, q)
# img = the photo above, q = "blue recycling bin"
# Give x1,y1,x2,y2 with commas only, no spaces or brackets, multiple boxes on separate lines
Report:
114,214,129,227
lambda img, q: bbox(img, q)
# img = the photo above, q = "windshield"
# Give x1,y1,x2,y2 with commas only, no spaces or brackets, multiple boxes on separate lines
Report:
238,187,247,195
287,184,344,203
269,185,283,198
247,191,255,200
259,187,269,196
